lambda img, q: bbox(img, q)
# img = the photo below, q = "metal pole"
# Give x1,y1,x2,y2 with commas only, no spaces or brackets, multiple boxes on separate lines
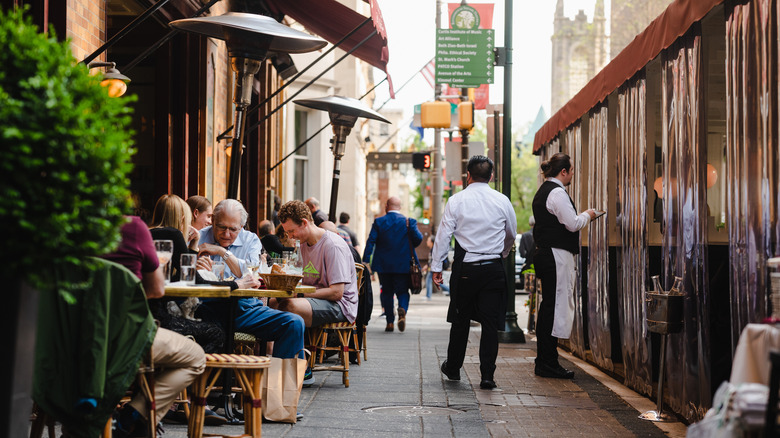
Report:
460,89,469,187
227,58,262,200
80,0,175,65
498,0,525,343
328,125,351,222
432,0,443,228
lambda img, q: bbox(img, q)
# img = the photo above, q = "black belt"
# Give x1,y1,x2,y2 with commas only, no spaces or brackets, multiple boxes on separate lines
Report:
463,258,501,266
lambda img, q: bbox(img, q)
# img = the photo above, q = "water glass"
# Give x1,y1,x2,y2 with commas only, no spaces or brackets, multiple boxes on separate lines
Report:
212,261,226,281
180,253,197,285
154,240,173,284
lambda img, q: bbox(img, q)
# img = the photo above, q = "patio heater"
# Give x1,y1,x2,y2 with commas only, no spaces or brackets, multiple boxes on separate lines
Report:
294,95,390,222
170,13,326,199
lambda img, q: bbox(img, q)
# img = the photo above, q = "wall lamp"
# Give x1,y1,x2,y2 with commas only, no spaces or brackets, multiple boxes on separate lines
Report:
88,61,131,97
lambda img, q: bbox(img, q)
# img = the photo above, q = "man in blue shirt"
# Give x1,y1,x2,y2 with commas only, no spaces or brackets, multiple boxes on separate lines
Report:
197,200,308,377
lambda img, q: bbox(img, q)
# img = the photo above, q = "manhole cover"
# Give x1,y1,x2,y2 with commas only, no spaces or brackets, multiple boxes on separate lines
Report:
363,406,463,416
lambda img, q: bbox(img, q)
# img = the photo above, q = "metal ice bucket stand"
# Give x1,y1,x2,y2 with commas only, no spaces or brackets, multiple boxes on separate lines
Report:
640,280,684,422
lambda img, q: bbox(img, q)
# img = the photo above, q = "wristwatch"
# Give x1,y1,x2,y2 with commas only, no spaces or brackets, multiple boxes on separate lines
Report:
223,250,233,260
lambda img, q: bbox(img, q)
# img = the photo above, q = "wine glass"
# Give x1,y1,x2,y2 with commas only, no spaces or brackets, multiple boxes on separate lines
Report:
246,258,260,279
154,240,173,284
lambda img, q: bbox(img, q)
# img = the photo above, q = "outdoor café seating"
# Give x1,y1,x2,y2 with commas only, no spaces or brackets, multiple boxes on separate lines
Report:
307,264,365,387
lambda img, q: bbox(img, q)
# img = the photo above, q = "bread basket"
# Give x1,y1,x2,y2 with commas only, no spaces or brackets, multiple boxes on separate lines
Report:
259,273,303,292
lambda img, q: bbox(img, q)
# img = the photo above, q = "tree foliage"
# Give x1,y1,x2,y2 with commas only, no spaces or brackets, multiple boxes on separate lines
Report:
0,7,136,289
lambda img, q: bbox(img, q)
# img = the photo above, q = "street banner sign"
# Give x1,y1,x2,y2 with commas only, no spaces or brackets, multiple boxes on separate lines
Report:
435,28,494,88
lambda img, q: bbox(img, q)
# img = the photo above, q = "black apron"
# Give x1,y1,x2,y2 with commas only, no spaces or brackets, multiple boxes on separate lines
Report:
446,240,507,327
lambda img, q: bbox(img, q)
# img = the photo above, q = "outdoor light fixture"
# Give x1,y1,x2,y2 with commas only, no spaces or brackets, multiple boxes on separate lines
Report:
87,61,131,97
294,95,390,222
170,12,326,199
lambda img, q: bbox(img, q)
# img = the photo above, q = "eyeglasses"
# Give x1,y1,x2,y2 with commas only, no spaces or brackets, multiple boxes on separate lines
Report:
215,224,241,233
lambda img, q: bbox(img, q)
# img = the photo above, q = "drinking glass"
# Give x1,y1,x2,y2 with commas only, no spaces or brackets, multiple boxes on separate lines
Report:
246,258,260,278
180,253,197,285
154,240,173,284
212,261,226,281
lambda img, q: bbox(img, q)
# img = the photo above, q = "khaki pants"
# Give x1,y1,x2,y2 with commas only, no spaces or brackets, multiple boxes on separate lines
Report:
129,327,206,424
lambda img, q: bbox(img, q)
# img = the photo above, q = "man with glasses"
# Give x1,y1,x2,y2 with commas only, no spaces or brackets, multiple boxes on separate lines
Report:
197,199,311,384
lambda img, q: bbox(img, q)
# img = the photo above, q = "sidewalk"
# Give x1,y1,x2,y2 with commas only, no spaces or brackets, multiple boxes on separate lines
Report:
161,284,688,437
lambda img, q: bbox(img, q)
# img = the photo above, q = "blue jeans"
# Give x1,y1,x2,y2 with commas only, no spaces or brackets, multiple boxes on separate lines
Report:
199,298,305,359
378,273,410,323
426,270,450,299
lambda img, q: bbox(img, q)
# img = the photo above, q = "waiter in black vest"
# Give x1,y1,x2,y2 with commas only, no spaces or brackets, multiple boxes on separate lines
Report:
532,153,596,379
432,155,517,390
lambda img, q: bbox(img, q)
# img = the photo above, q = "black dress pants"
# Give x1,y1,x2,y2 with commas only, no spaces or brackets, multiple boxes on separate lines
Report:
446,261,505,380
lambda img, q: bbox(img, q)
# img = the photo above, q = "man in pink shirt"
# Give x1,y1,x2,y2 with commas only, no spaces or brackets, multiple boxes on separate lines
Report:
276,200,358,327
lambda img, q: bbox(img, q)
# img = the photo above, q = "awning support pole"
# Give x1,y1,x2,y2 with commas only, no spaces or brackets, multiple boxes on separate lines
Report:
267,77,386,172
80,0,177,65
121,0,224,73
216,17,373,142
243,29,377,137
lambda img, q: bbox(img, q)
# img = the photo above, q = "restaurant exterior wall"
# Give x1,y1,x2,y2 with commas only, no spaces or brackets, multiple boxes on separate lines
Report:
66,0,104,62
534,1,780,422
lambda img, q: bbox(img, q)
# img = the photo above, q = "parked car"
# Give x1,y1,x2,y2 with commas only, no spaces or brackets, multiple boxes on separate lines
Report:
515,234,526,291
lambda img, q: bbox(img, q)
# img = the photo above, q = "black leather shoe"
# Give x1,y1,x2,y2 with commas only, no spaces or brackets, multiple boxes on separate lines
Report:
534,362,574,379
480,379,497,389
440,360,460,381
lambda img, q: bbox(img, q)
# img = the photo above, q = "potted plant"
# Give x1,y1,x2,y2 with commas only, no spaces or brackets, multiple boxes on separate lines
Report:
0,7,135,436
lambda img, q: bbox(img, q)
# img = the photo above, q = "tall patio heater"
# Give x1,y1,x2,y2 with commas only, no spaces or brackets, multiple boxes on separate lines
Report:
170,13,326,199
294,95,390,221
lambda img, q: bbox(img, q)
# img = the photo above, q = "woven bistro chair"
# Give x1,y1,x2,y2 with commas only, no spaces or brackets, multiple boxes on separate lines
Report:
307,264,365,387
188,353,271,438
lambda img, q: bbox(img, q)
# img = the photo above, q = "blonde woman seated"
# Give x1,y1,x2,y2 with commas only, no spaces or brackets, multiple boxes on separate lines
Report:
149,194,199,281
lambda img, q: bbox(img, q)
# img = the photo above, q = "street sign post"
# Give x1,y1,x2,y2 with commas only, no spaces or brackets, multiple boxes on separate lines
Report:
435,29,494,88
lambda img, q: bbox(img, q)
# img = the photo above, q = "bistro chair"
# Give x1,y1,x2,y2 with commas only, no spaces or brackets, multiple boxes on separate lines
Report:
188,353,271,438
307,264,365,387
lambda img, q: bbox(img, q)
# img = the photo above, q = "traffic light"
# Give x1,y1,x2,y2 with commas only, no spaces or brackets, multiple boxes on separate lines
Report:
421,101,451,128
412,152,432,170
458,101,474,130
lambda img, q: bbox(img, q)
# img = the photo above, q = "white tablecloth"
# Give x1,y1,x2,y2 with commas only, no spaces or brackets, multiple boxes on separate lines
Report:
730,323,780,385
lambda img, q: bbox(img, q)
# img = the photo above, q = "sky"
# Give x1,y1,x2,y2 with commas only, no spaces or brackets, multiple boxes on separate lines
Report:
373,0,606,142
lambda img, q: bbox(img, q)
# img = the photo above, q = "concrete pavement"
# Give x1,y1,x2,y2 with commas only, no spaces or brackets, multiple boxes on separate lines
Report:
158,283,687,437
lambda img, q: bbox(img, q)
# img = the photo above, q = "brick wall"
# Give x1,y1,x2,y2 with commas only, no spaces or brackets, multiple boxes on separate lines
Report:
66,0,105,63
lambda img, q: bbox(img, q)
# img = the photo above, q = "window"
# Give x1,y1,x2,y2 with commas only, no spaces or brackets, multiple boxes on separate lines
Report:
293,110,309,201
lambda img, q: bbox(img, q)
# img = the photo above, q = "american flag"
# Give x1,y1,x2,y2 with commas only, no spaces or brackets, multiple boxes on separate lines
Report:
420,59,435,88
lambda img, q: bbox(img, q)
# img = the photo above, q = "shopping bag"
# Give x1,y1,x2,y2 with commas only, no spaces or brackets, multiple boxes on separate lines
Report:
261,355,307,423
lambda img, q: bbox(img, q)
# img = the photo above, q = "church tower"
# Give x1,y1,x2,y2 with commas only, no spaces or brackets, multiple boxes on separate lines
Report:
550,0,609,114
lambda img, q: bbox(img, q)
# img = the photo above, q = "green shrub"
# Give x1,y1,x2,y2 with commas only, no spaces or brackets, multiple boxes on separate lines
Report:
0,7,136,289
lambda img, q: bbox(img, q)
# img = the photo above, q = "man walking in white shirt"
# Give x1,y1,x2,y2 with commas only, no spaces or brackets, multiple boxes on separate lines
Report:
432,155,517,390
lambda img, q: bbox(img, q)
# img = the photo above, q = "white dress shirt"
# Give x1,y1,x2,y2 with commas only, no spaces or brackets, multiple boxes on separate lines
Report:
545,177,590,232
431,182,517,272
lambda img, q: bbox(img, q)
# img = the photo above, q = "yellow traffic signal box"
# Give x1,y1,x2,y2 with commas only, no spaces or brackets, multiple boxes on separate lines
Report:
421,101,451,128
458,101,474,130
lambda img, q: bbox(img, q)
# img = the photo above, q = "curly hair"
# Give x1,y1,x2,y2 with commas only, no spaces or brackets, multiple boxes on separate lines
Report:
278,200,313,225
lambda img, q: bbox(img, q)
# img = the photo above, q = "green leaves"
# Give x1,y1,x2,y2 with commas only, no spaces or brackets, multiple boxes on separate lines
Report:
0,7,135,288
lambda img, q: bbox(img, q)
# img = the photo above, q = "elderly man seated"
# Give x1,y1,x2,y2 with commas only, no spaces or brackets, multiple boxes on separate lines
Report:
196,199,307,368
276,200,358,327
